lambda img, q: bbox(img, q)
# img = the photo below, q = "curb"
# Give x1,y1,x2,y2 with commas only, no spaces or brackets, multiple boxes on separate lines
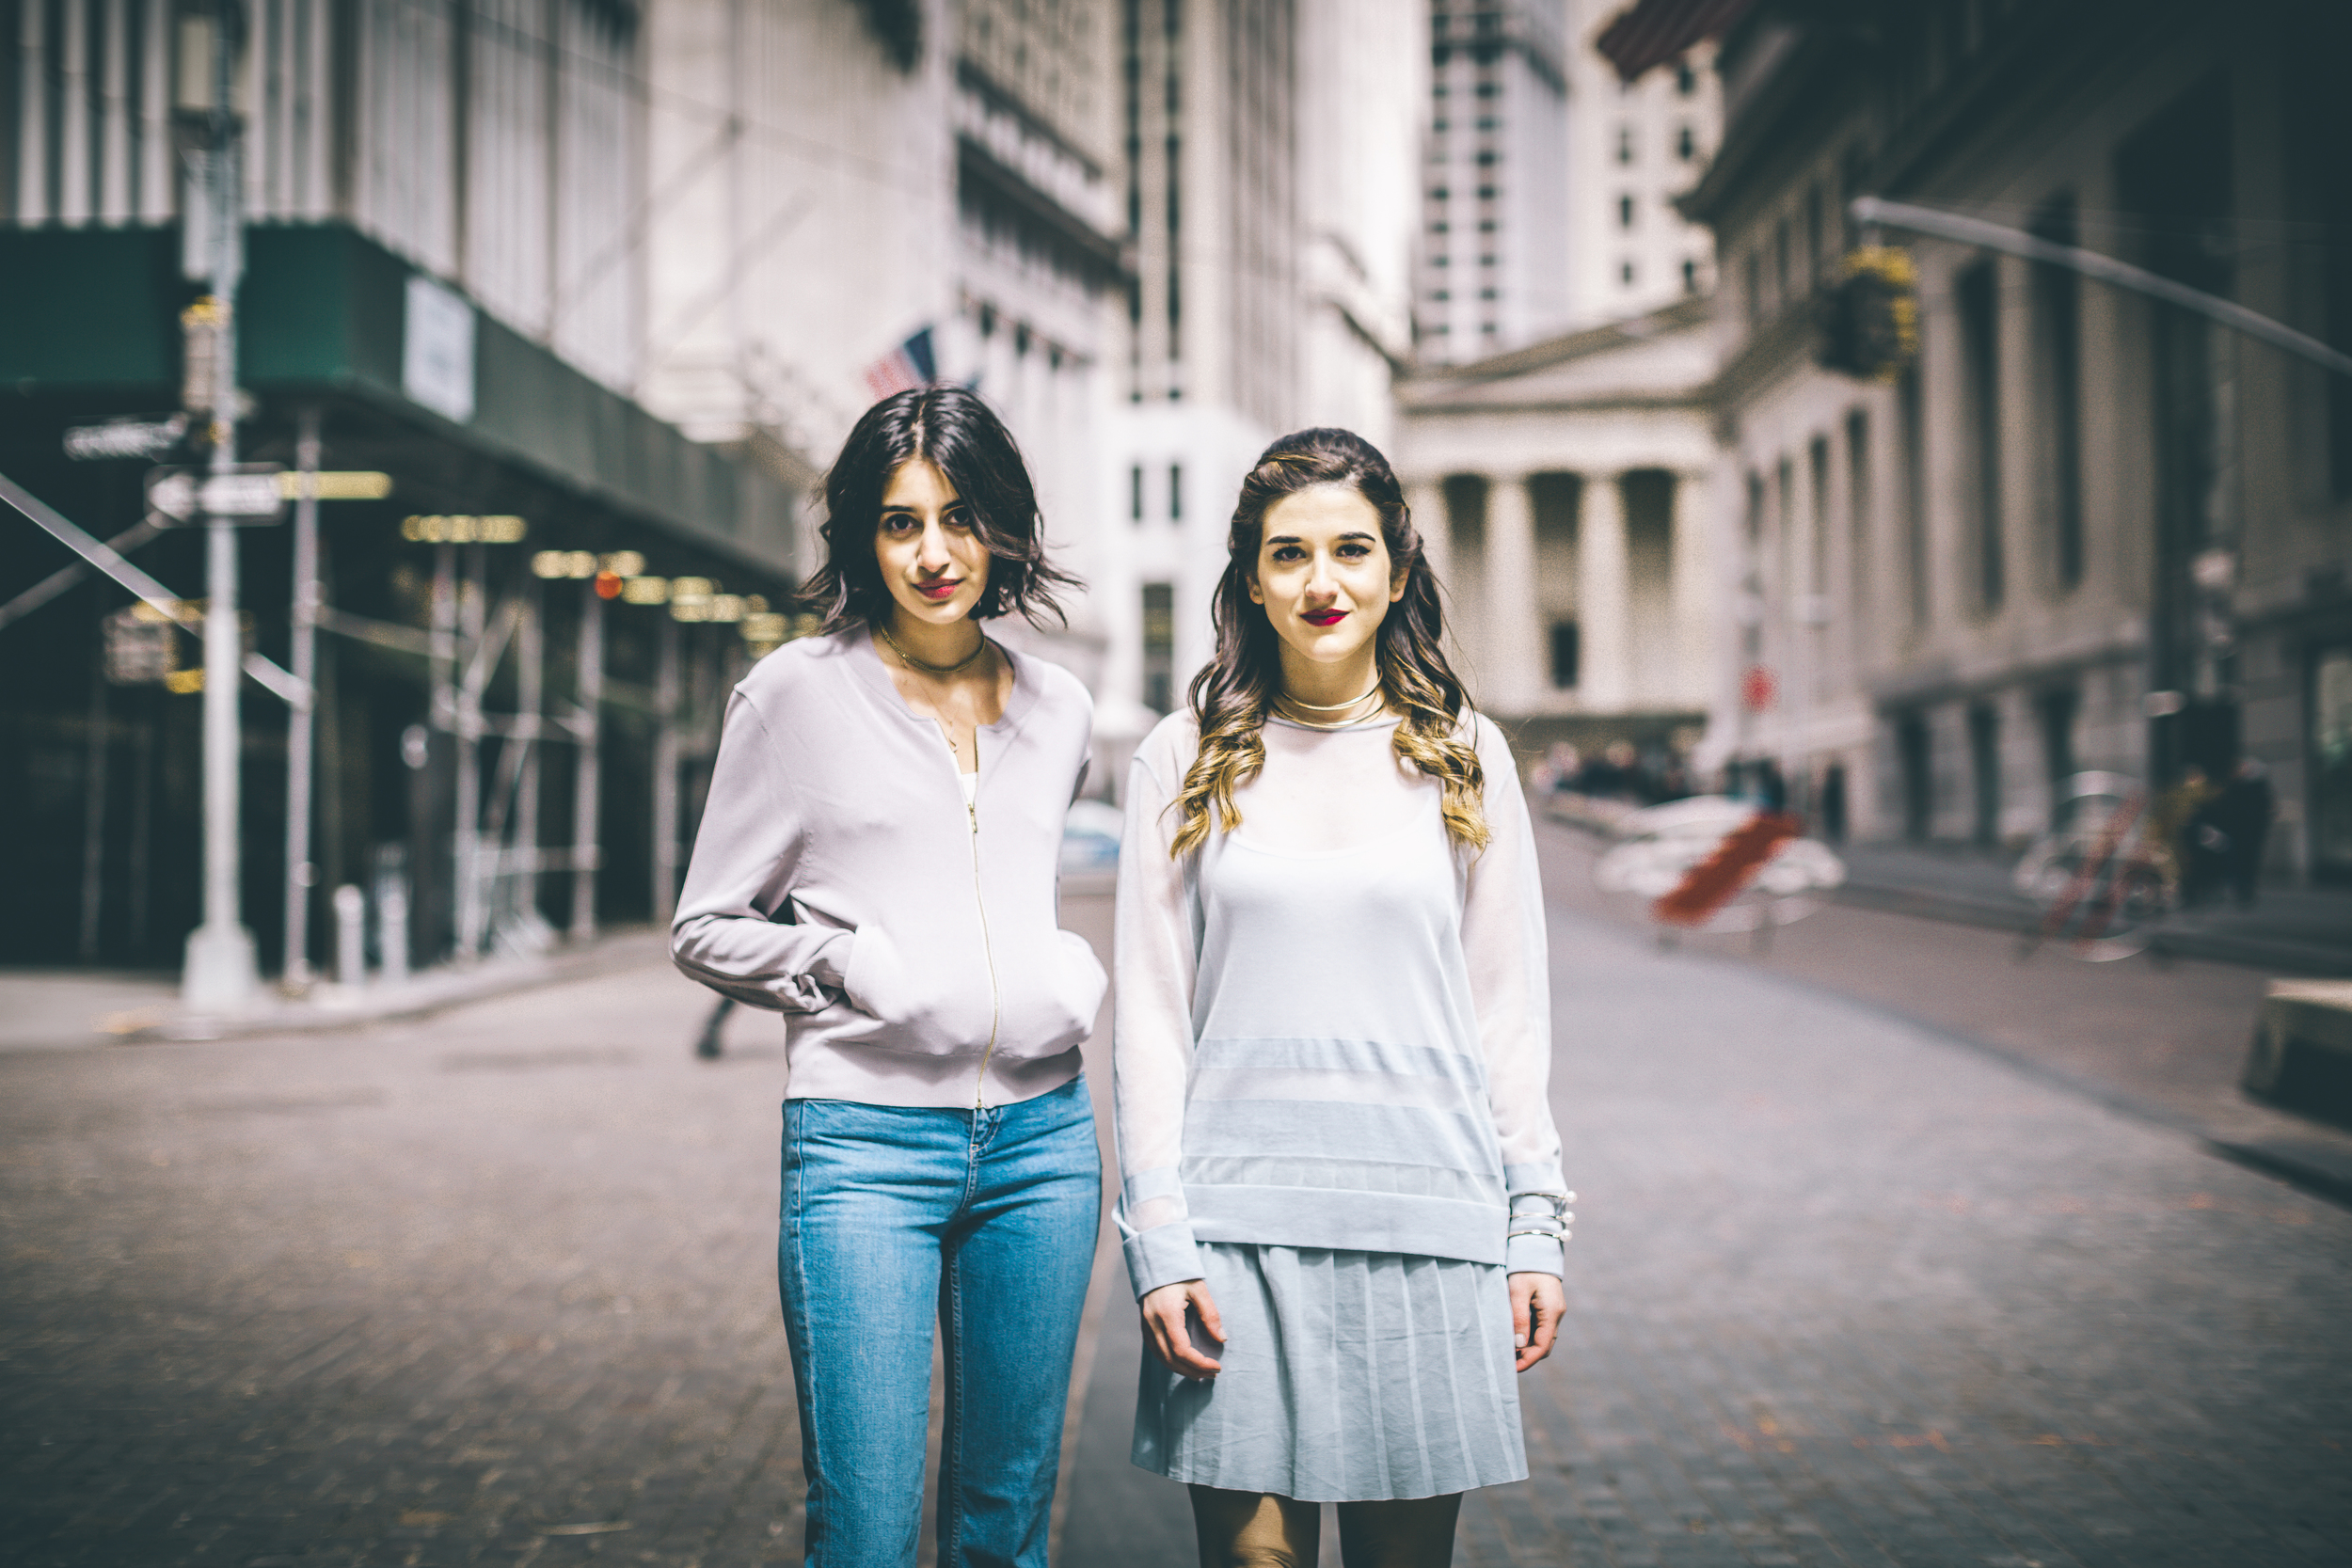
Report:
102,929,672,1044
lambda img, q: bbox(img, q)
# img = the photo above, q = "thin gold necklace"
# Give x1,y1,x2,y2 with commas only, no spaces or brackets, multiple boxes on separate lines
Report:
1272,688,1384,730
877,620,988,676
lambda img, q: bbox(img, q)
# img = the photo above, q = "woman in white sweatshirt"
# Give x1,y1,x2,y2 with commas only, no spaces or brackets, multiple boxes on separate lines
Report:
1114,428,1570,1567
672,387,1106,1568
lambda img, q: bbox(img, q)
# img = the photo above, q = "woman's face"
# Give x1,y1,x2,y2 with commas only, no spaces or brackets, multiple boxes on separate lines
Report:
1248,483,1405,669
874,458,990,626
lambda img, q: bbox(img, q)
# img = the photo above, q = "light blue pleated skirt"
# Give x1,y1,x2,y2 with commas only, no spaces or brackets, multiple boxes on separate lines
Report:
1132,1243,1528,1502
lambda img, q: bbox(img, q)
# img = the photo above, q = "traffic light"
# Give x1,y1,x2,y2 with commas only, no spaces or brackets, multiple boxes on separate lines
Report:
1816,246,1918,380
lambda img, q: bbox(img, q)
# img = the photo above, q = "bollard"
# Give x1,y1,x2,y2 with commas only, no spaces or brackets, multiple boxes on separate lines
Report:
377,880,410,988
334,884,367,989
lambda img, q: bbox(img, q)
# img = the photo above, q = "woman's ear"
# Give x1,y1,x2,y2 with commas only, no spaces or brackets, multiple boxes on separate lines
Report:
1247,569,1264,606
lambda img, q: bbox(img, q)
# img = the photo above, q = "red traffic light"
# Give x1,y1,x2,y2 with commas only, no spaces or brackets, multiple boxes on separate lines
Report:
595,570,625,599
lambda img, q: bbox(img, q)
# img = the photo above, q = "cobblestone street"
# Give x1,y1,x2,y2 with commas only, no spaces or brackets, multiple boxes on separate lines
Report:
5,829,2349,1566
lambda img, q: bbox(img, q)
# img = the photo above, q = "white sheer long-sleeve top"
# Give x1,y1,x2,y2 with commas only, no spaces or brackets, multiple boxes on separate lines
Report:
1112,707,1568,1300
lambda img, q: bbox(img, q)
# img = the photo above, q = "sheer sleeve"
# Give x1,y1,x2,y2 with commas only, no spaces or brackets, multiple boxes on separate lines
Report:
1460,716,1572,1275
1111,726,1204,1299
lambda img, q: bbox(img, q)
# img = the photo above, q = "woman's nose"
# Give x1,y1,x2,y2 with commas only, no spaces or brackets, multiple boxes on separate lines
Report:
916,522,951,570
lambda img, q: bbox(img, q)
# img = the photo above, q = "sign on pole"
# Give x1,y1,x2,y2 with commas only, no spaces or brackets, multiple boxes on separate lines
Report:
64,415,188,462
146,463,288,526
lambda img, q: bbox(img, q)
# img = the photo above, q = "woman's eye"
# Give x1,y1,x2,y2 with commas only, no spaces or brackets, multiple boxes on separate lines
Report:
1338,543,1370,559
882,515,918,534
1270,546,1304,562
945,509,976,531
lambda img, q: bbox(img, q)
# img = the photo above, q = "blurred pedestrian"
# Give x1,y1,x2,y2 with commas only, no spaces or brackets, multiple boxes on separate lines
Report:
2214,757,2276,907
2150,765,2218,906
672,387,1105,1568
1115,430,1569,1566
1756,757,1788,815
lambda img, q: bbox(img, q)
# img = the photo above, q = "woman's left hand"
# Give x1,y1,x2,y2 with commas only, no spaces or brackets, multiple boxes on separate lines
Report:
1508,1272,1565,1372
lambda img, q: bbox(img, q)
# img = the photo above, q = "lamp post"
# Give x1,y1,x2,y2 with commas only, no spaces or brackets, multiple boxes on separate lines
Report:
181,0,259,1012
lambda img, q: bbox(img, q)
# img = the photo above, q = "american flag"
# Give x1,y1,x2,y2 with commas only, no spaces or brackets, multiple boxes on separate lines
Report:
862,326,938,401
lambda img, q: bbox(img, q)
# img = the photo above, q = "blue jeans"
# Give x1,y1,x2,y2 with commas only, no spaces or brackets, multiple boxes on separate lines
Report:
779,1075,1102,1568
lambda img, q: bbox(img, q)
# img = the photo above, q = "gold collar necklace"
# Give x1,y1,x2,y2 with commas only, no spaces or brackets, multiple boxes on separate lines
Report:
1272,683,1383,730
878,621,988,676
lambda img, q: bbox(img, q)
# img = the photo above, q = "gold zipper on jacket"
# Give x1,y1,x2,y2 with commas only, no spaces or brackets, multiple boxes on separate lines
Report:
959,733,1003,1109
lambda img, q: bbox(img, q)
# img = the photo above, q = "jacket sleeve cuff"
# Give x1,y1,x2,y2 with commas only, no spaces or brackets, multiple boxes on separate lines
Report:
1122,1223,1204,1300
1506,1232,1565,1276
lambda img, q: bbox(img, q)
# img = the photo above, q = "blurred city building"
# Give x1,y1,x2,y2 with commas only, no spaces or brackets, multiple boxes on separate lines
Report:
1414,0,1568,364
0,0,797,974
1101,0,1422,758
1652,0,2352,881
1394,0,1719,758
1558,0,1716,327
1394,302,1716,752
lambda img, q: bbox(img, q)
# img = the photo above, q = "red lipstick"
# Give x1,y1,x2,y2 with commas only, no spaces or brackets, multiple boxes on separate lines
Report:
915,579,961,601
1303,609,1345,626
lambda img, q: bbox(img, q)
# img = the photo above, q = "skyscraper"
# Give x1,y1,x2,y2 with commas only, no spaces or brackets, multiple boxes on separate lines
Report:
1415,0,1570,364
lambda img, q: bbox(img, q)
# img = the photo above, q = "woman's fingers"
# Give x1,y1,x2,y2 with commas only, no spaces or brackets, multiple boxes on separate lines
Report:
1510,1273,1565,1371
1139,1283,1222,1380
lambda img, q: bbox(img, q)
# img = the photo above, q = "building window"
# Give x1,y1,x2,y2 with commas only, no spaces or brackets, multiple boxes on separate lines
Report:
1956,261,2005,612
1475,78,1497,98
1968,702,2000,847
1477,184,1497,200
1898,711,1931,840
1475,150,1497,166
1433,289,1452,302
1482,322,1498,335
1621,261,1635,285
1617,126,1634,164
1619,195,1636,229
1477,116,1498,132
1479,287,1497,299
1168,463,1183,522
1130,465,1144,523
1431,220,1450,235
1550,621,1581,688
1743,249,1761,325
1481,253,1497,267
1141,583,1175,714
1846,408,1871,621
1429,186,1450,202
1434,254,1451,267
1677,124,1696,161
1682,258,1698,292
1478,218,1496,232
1900,366,1927,626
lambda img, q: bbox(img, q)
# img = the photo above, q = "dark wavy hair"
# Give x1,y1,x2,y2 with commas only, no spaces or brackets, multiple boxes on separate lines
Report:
1171,427,1488,857
800,386,1078,631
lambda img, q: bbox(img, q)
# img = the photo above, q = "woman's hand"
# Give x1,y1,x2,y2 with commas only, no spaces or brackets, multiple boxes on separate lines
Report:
1139,1279,1225,1381
1509,1272,1565,1372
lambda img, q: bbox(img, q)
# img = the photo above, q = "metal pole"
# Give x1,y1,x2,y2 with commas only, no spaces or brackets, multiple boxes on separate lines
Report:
1849,197,2352,381
514,578,544,933
652,614,680,927
428,542,455,966
454,544,487,958
183,0,256,1011
79,653,110,962
568,581,602,942
280,407,322,990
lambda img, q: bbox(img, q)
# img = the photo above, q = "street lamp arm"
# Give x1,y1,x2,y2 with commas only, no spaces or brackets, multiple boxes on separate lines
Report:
0,470,312,710
1849,196,2352,382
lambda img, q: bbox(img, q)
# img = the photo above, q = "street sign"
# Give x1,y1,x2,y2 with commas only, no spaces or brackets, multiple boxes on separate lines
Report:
147,464,288,526
279,470,393,501
65,415,188,461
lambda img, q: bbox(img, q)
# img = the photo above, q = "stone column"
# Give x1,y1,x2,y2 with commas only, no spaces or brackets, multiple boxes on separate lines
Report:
1482,473,1542,714
1577,471,1630,712
1406,479,1451,590
1668,469,1713,709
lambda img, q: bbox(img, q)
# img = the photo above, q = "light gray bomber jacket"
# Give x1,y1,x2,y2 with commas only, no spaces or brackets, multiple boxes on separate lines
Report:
671,626,1107,1107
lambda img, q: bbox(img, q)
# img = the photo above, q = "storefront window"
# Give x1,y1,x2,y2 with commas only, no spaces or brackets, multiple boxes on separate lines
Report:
2314,647,2352,881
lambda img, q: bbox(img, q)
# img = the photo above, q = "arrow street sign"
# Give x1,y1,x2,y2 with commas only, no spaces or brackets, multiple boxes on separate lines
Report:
65,415,189,461
146,464,289,526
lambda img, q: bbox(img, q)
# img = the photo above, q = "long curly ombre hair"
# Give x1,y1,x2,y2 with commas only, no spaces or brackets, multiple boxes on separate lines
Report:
1170,428,1488,858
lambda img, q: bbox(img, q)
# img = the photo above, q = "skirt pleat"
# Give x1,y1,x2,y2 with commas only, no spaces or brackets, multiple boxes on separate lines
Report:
1131,1243,1527,1501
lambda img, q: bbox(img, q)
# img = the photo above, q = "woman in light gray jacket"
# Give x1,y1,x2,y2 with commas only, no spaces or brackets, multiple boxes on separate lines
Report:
673,387,1105,1568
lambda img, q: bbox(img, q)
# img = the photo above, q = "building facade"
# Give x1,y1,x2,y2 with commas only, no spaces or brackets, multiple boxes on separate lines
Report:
1677,0,2352,879
0,0,794,972
1394,297,1717,747
1560,0,1717,327
1098,0,1422,765
1415,0,1568,365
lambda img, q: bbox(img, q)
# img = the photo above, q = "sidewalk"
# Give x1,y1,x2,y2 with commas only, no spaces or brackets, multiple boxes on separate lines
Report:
1831,840,2352,976
0,927,670,1050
